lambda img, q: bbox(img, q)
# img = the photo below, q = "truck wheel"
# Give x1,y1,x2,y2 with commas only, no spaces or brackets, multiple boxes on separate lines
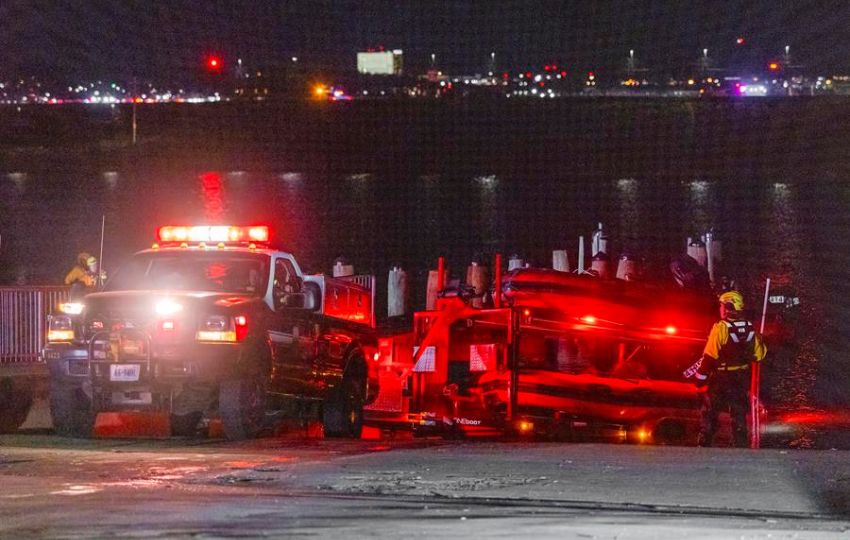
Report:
219,378,266,440
49,380,95,438
323,375,364,438
0,379,33,434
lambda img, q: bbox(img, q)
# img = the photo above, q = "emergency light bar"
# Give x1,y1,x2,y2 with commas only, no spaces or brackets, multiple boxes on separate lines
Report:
156,225,269,244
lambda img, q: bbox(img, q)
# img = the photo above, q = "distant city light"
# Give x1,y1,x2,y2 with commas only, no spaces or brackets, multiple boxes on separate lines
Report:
736,37,745,45
206,56,223,71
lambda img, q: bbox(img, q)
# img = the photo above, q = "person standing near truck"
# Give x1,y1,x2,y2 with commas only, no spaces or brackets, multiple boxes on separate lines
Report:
64,252,99,300
693,290,767,447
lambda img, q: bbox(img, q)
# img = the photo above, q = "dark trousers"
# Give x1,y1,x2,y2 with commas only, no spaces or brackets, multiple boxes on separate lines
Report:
700,370,751,447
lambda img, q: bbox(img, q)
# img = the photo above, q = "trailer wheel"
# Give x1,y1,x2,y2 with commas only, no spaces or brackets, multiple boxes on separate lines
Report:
0,378,33,434
323,374,365,439
49,380,95,438
219,377,266,440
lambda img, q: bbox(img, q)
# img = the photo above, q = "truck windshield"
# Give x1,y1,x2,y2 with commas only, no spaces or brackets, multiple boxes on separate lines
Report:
105,252,269,295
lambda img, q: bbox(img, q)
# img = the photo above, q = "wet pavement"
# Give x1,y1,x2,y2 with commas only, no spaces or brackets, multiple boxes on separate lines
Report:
3,429,850,539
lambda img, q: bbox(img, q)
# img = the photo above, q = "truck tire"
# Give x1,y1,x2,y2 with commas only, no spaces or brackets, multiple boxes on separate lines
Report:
0,378,33,434
323,374,365,439
219,378,266,440
49,380,95,438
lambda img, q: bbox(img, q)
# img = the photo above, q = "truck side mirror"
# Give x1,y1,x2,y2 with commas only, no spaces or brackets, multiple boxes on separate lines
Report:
276,284,319,311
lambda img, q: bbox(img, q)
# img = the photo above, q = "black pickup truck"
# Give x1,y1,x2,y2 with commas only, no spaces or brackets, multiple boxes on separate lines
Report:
44,226,380,439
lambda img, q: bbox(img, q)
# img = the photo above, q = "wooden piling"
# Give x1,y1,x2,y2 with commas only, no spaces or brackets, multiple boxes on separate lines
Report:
466,262,489,308
426,257,447,310
387,266,409,317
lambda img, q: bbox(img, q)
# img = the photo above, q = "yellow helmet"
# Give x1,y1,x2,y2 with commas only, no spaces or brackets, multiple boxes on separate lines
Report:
719,290,745,311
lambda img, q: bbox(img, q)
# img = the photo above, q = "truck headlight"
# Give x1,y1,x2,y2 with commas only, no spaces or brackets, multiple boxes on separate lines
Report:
47,315,75,342
155,299,183,316
59,302,84,315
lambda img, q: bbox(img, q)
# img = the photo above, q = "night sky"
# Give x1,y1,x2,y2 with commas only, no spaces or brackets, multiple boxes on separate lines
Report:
2,0,850,82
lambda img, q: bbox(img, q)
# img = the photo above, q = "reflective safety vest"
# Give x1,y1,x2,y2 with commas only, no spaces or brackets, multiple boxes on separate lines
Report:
717,320,756,371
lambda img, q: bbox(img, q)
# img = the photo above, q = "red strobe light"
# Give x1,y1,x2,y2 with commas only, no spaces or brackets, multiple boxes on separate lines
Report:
157,225,270,244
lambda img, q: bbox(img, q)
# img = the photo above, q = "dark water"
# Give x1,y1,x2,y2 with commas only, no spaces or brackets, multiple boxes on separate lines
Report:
2,99,849,441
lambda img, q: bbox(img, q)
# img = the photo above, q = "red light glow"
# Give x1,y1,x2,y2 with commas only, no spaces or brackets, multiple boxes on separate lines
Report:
157,225,269,244
665,325,677,335
581,315,597,324
207,56,222,70
736,37,745,45
235,315,249,341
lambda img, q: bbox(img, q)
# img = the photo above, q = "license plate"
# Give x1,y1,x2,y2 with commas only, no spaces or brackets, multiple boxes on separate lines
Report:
110,364,140,382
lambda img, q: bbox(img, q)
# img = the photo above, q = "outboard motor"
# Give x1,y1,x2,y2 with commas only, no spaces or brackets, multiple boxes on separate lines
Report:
670,254,711,292
616,252,639,281
590,252,611,279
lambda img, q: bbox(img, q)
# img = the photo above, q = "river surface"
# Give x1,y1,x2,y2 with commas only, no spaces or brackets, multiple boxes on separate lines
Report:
1,98,849,435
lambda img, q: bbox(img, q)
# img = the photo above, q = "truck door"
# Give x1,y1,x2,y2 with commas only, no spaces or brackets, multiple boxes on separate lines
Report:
267,256,316,397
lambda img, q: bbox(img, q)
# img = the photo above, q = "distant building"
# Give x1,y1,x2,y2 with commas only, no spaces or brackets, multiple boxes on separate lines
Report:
357,50,403,75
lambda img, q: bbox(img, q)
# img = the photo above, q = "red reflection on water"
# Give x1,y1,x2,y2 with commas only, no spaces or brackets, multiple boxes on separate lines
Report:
779,409,850,427
367,445,392,452
223,461,261,469
200,172,225,221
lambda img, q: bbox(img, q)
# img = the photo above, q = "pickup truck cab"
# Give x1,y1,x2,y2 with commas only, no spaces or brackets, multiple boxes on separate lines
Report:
44,225,379,439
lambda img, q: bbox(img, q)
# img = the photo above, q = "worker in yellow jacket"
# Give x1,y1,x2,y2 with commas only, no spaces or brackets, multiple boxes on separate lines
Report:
692,291,767,447
64,252,99,300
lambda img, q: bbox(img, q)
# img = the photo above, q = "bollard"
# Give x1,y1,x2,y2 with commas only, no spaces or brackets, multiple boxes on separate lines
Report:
466,261,489,308
508,254,524,271
332,257,354,278
387,266,409,317
687,240,707,268
590,252,611,278
616,253,639,281
552,250,570,272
